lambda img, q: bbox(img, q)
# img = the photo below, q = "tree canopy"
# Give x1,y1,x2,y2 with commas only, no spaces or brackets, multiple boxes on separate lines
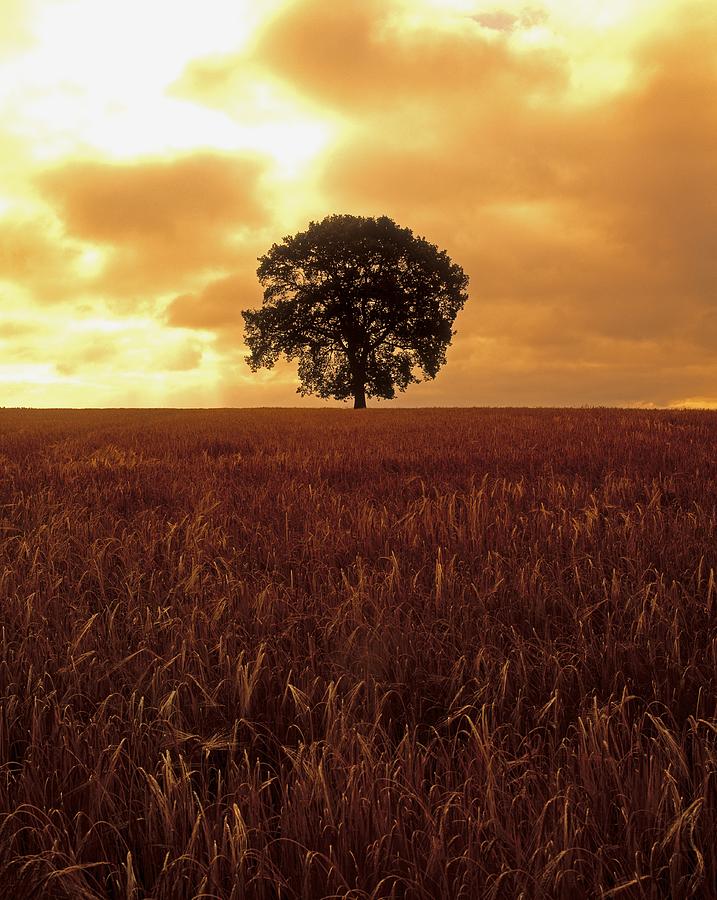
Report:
242,214,469,408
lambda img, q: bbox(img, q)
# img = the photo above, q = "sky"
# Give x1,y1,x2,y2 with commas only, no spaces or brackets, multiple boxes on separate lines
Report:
0,0,715,408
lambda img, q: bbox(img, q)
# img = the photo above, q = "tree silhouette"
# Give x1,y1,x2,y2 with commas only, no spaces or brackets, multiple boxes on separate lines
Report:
242,214,469,408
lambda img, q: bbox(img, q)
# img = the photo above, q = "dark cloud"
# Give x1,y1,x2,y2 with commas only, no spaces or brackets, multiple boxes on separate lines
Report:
165,266,262,331
36,152,271,299
38,153,267,242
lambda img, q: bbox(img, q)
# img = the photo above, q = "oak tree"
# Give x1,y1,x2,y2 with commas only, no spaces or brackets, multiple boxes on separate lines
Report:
242,214,469,408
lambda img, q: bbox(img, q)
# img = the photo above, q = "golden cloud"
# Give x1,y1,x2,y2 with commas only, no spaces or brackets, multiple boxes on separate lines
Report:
164,0,717,405
0,215,84,303
312,7,717,399
166,267,262,332
174,0,565,114
5,0,710,407
36,152,271,298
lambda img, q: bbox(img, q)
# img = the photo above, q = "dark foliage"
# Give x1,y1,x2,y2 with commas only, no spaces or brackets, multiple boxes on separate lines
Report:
242,214,469,407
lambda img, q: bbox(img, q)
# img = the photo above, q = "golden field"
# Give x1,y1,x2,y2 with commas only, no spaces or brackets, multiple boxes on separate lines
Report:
0,408,715,899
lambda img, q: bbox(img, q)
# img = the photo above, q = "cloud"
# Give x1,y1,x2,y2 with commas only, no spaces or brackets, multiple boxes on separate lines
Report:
472,6,548,33
473,10,519,32
53,338,121,376
306,4,717,404
161,0,717,406
165,267,262,331
36,152,271,298
37,153,266,242
0,319,40,339
0,215,84,303
52,328,205,378
173,0,565,115
162,339,204,371
6,0,710,408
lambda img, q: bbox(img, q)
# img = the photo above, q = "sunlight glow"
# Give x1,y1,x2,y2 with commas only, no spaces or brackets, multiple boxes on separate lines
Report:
0,363,63,385
1,0,327,172
76,248,105,279
669,398,717,410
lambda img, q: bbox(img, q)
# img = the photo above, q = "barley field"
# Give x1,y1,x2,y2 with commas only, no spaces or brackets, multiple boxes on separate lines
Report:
0,408,715,899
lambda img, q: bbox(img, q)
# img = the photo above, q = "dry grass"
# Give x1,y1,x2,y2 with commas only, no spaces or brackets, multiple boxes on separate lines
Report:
0,407,715,899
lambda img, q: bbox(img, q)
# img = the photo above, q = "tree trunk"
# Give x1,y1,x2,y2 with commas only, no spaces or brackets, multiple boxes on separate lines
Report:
348,348,367,409
353,384,367,409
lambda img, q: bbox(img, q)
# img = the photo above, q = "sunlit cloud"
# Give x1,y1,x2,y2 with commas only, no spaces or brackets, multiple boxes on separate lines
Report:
35,152,272,302
0,0,715,407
